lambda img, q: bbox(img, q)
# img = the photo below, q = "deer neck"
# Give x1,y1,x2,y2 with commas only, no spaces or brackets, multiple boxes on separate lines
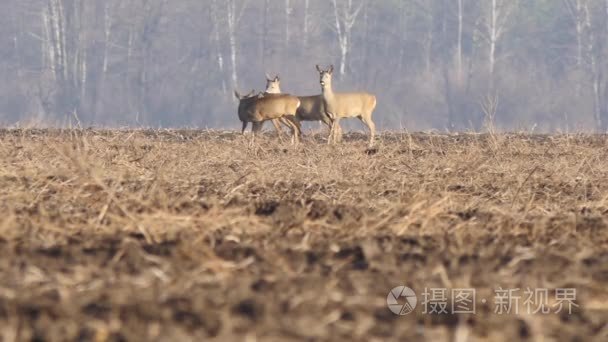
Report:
321,84,335,100
265,85,281,94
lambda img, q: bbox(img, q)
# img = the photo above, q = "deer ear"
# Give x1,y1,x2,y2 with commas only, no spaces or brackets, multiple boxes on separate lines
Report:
328,65,334,74
274,75,280,81
265,73,272,81
316,64,322,72
234,90,241,99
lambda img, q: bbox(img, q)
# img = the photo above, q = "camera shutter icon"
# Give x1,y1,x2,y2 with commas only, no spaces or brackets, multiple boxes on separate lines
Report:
387,286,417,315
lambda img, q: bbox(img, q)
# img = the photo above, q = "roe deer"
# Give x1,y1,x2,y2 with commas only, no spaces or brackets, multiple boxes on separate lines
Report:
263,74,292,140
240,75,286,138
263,73,340,141
317,64,376,146
234,89,302,145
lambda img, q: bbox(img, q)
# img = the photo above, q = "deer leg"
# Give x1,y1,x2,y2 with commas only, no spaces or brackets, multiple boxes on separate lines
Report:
293,117,303,139
284,115,301,145
241,121,248,134
321,115,332,131
280,117,297,139
323,112,340,142
334,121,343,142
251,121,263,147
271,119,285,142
293,117,302,144
288,121,297,145
361,115,376,147
324,112,334,144
282,118,295,144
329,118,341,145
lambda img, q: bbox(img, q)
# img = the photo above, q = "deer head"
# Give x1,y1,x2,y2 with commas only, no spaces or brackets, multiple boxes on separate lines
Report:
316,65,334,89
264,73,281,94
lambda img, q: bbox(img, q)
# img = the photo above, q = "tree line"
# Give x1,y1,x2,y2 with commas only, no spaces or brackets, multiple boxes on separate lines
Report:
1,0,608,132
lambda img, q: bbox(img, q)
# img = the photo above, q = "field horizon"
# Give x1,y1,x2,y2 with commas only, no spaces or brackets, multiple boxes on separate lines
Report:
0,129,607,341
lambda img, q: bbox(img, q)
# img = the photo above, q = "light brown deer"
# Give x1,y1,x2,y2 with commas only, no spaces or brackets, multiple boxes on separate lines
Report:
263,74,292,140
239,75,284,138
234,89,302,145
317,65,376,146
264,73,340,141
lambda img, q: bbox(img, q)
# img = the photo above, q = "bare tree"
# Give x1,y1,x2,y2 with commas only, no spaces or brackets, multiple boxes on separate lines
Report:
604,0,608,130
563,0,605,130
285,0,291,47
456,0,464,82
397,2,409,74
477,0,518,91
226,0,249,94
303,0,310,47
131,0,165,124
581,0,602,129
563,0,587,100
42,0,89,122
331,0,365,77
91,0,115,122
0,0,606,132
564,0,585,68
211,0,226,95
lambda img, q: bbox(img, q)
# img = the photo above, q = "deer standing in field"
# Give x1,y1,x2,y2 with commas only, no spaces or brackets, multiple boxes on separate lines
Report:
317,64,376,146
240,74,292,141
264,73,340,141
263,74,292,140
234,89,302,145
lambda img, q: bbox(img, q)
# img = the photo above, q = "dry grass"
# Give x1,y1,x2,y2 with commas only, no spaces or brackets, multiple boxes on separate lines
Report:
0,129,607,341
